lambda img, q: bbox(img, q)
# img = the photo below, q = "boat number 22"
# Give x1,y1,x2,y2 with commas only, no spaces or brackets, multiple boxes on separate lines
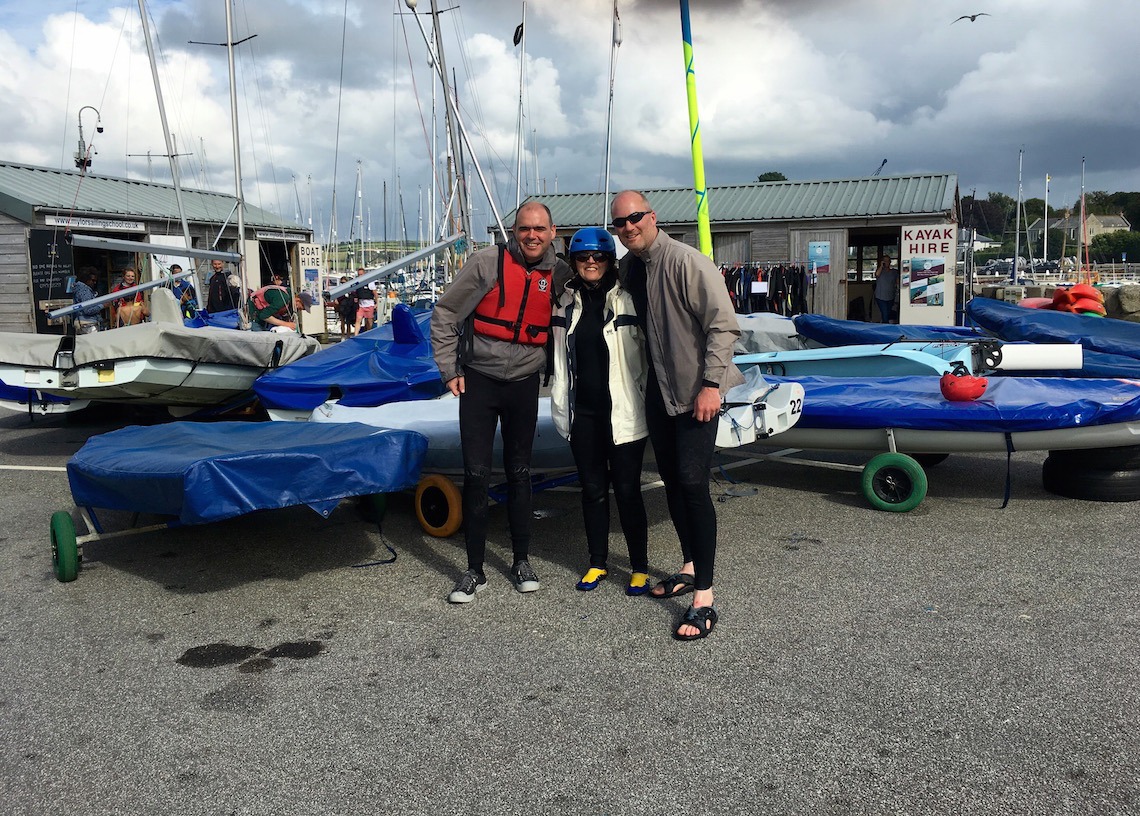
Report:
789,398,802,415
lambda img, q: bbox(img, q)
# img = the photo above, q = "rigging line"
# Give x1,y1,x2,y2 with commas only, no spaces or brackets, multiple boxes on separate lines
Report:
452,3,510,213
399,9,449,217
329,0,351,248
236,3,285,229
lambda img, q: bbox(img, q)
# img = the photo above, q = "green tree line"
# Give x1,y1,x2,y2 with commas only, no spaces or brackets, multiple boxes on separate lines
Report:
961,191,1140,263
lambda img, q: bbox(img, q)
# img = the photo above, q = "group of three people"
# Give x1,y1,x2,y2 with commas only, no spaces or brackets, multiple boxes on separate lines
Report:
430,190,741,641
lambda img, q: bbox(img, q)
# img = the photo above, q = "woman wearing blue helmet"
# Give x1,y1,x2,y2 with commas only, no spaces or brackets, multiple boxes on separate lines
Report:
550,227,651,595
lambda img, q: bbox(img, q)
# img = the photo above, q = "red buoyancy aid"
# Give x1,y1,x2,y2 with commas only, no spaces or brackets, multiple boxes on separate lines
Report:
471,245,553,345
251,284,290,314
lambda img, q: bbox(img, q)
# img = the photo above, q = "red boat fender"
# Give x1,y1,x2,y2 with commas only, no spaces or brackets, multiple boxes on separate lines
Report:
1017,297,1055,309
1051,288,1076,310
1070,297,1106,315
1069,283,1104,303
940,370,988,401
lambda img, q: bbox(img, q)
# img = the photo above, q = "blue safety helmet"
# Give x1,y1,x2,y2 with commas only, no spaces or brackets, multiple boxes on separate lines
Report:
568,227,616,256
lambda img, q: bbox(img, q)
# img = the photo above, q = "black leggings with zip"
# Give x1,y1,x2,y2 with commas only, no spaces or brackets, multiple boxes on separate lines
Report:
459,368,539,573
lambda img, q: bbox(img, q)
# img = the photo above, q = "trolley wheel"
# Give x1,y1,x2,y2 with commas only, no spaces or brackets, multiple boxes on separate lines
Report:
415,474,462,537
861,453,928,512
51,511,79,582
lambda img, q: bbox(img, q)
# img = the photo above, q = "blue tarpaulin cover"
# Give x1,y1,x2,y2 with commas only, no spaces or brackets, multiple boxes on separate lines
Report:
771,375,1140,433
67,421,428,525
794,314,985,346
965,297,1140,377
253,304,445,411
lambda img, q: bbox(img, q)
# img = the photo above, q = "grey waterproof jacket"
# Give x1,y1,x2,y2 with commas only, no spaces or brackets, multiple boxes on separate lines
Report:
618,231,743,416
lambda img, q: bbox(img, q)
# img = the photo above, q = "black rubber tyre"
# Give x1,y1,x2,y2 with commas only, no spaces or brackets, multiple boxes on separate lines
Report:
1042,456,1140,502
911,453,950,467
51,511,79,583
1045,445,1140,472
861,453,928,512
414,474,463,537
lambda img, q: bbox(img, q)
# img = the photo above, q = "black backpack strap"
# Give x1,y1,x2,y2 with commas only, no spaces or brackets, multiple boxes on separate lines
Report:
496,244,507,309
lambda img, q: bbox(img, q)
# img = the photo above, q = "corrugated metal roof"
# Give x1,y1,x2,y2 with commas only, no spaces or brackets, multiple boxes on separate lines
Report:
0,161,301,231
513,173,958,231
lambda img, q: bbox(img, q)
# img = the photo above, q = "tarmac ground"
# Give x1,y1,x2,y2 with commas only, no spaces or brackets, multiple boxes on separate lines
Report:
1,405,1138,815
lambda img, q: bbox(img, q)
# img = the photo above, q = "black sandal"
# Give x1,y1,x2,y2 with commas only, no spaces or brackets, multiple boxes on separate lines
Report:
673,605,718,641
649,572,695,599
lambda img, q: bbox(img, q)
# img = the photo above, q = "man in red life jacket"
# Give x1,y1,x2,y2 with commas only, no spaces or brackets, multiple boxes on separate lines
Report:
431,201,571,603
248,283,312,331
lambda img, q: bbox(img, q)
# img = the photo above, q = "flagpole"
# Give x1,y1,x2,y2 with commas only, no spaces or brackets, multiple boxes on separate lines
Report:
601,0,621,226
679,0,712,259
514,2,526,212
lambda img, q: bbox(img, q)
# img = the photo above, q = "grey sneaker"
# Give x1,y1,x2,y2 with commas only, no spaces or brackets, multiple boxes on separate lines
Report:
448,569,487,604
510,560,540,593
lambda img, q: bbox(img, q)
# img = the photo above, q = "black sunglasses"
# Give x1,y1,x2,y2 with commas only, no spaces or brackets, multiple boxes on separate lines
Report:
572,251,610,263
611,210,651,229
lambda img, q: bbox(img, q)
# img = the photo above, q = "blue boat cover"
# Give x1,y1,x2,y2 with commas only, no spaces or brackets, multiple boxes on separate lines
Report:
794,314,985,346
771,375,1140,433
966,297,1140,377
67,421,428,525
253,304,445,411
193,308,243,330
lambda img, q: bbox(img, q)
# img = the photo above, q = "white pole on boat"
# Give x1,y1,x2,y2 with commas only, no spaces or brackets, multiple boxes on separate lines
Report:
514,1,526,212
136,1,193,264
356,161,365,268
1011,146,1022,283
601,0,622,226
223,0,248,303
1043,174,1050,264
429,28,438,273
404,0,509,245
1080,157,1089,279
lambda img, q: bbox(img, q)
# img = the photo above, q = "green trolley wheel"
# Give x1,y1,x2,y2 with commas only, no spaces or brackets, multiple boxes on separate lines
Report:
51,511,79,582
861,453,928,512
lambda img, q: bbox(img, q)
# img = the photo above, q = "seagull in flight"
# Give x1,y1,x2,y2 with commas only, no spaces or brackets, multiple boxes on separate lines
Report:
952,13,991,23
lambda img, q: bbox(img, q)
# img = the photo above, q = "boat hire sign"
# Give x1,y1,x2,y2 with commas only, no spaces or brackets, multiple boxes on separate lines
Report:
899,223,957,327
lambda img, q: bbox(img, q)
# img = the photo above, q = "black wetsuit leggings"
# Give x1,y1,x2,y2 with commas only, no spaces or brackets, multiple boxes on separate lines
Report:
569,411,649,573
459,368,539,573
645,377,719,591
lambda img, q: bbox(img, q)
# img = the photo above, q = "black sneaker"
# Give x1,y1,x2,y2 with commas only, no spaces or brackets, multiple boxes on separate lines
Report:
510,560,540,593
448,569,487,604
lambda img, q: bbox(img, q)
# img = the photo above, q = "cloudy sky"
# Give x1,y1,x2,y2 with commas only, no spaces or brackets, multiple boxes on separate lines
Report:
2,0,1138,242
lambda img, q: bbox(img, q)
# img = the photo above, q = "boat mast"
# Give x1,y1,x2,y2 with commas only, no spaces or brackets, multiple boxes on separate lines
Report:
514,1,526,212
1080,157,1089,279
601,1,622,225
404,0,509,246
1043,174,1049,264
223,0,248,294
679,0,712,259
427,0,470,241
1011,146,1022,283
136,0,193,259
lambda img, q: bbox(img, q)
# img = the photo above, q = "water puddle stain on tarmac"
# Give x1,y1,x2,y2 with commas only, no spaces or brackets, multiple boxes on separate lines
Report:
262,640,324,660
177,640,326,671
238,657,275,674
177,643,261,668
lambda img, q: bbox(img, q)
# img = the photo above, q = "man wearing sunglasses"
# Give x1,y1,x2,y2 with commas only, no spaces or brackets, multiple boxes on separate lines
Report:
431,201,571,604
611,190,743,640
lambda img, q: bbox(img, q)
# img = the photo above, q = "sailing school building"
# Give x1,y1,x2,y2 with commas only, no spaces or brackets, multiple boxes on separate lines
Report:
0,161,313,334
523,172,960,325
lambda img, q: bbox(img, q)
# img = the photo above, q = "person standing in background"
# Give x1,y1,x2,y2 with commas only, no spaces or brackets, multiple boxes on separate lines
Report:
873,255,898,324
